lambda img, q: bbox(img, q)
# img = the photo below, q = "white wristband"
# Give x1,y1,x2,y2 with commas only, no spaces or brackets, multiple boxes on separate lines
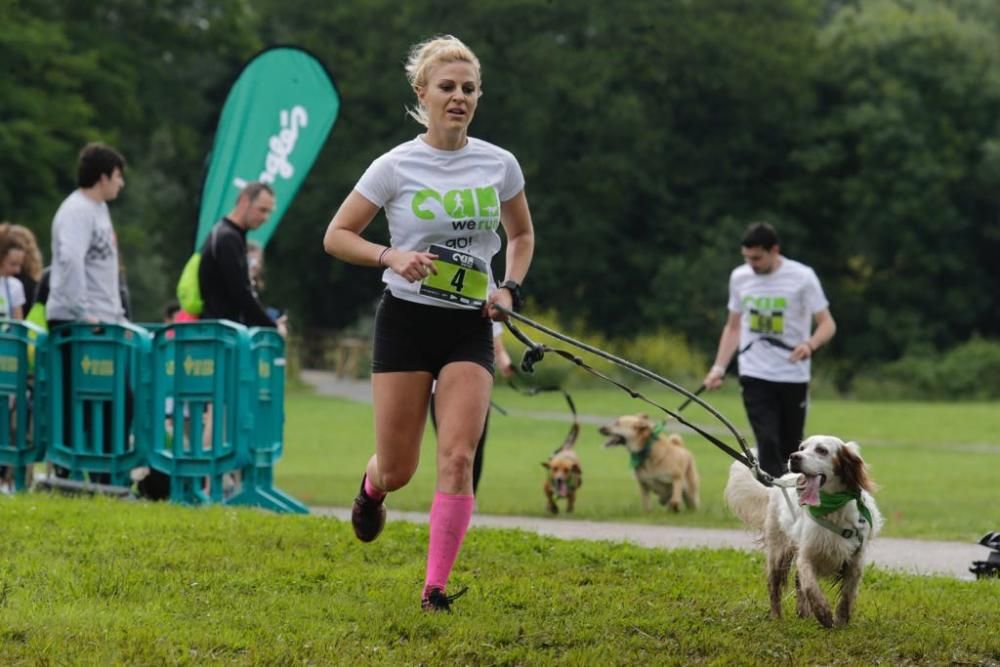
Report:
710,364,726,377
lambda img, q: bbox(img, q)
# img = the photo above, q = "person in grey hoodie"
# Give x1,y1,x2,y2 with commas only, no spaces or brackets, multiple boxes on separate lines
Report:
47,143,128,483
47,143,127,327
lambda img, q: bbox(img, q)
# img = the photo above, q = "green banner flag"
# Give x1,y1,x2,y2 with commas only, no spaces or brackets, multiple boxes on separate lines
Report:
195,46,340,250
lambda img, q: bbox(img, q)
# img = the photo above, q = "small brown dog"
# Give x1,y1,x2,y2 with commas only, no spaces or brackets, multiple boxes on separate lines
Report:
542,424,582,514
599,414,700,512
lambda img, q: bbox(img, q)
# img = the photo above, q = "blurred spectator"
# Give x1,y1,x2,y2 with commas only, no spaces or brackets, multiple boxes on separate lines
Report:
0,225,27,319
2,223,43,312
198,182,286,336
47,142,130,485
163,300,181,323
247,239,285,324
47,143,127,326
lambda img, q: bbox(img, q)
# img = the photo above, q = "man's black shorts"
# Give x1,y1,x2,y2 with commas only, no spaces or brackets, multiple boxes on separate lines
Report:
372,291,494,378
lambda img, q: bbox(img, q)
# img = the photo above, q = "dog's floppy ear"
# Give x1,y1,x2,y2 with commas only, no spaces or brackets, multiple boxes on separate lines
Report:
835,441,874,492
541,461,551,469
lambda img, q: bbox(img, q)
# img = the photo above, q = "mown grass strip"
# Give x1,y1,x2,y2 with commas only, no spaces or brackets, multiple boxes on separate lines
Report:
1,495,998,665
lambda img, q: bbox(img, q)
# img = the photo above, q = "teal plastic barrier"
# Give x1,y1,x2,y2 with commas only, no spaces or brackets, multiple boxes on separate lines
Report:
0,319,49,491
45,323,152,486
147,320,252,504
226,327,308,513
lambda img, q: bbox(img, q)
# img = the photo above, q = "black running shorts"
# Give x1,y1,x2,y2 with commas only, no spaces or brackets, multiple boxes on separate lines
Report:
372,291,494,377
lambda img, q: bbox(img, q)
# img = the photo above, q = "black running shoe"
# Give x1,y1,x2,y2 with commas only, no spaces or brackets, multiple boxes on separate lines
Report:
351,476,386,543
421,586,468,612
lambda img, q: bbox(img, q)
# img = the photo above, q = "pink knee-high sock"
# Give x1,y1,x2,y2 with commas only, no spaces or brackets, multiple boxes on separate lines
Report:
423,491,474,597
363,474,385,501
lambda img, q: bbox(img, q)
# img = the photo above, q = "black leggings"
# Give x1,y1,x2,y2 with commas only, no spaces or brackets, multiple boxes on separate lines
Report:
739,376,809,477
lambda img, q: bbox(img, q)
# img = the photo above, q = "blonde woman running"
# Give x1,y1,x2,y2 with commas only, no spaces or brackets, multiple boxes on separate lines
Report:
323,35,534,612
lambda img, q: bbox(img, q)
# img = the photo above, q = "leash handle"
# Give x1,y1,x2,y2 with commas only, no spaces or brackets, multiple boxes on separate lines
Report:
676,384,706,412
503,318,545,373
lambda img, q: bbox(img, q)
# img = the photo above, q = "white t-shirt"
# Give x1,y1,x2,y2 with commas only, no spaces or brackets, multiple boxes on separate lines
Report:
0,275,26,318
355,136,525,308
727,257,828,383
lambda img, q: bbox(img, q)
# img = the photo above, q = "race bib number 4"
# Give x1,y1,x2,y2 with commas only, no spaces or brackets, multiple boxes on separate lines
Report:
419,244,489,307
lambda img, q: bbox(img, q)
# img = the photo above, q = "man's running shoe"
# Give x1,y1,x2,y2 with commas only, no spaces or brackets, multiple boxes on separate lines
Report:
351,476,386,542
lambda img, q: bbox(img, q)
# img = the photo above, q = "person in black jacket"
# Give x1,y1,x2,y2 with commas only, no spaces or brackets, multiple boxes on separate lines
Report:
198,182,285,335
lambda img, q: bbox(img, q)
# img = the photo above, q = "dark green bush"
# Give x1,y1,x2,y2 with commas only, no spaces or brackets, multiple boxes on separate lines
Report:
851,337,1000,400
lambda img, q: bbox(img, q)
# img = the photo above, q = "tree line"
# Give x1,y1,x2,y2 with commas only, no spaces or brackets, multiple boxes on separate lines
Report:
2,0,999,384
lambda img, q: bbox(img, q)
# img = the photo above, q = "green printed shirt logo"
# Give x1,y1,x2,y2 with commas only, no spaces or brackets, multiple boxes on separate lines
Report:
743,295,786,335
411,186,500,228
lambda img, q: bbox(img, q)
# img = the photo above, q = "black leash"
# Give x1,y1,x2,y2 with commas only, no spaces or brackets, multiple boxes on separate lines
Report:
488,400,508,416
675,336,795,412
504,378,580,456
497,306,774,485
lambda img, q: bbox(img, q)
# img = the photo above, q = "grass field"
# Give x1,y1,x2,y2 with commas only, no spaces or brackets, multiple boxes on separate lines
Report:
277,385,1000,541
1,495,997,665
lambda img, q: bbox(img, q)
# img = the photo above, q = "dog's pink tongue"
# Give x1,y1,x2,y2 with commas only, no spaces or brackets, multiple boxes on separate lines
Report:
799,474,822,506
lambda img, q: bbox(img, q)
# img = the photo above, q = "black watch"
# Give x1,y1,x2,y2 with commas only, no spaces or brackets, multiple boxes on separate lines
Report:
498,280,523,310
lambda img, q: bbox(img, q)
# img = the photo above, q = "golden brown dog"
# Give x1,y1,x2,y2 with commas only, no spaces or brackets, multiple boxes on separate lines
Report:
599,413,700,512
542,424,582,514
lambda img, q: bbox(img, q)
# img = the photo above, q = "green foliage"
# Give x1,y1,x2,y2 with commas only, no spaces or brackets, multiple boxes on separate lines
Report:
6,0,1000,377
852,337,1000,400
615,328,707,386
0,494,997,664
0,1,103,233
786,0,1000,366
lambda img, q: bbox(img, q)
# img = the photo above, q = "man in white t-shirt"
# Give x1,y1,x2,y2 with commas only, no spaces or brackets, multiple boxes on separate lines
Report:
702,222,837,477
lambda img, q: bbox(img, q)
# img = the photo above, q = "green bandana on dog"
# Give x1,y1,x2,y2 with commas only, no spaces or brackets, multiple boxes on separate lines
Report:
630,424,662,470
808,490,873,528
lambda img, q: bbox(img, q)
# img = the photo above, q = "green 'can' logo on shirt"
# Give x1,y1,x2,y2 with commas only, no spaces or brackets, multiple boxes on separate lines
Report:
411,186,500,222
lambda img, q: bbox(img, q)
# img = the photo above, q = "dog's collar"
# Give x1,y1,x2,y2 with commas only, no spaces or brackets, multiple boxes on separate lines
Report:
807,490,873,545
630,424,663,470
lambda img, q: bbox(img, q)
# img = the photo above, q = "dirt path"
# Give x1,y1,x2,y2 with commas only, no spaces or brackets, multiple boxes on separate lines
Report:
301,369,993,581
